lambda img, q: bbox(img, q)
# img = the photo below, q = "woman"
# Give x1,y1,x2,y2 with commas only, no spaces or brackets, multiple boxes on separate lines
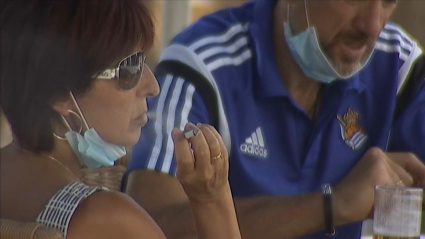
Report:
0,0,240,238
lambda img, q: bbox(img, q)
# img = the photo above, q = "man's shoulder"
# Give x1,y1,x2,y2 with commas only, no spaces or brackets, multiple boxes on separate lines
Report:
170,2,254,48
365,22,423,92
157,3,256,87
375,22,423,61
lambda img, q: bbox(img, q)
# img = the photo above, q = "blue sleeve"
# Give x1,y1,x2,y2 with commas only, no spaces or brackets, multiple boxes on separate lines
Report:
389,82,425,161
127,74,210,176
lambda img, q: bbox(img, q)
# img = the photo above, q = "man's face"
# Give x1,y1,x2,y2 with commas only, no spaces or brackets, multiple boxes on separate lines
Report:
290,0,397,76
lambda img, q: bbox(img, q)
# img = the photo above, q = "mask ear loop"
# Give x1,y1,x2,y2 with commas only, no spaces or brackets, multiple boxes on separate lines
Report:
53,110,83,140
304,0,311,28
287,3,290,23
286,3,294,35
69,92,90,131
286,2,310,31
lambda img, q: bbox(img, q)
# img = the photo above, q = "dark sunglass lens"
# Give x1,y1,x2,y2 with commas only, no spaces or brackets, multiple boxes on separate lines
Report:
118,53,143,90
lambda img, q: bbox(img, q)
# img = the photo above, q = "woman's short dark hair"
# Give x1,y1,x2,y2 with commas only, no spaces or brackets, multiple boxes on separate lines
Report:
1,0,155,153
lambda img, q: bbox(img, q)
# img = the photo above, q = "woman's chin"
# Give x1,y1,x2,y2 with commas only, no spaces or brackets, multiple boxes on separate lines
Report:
125,129,142,146
106,129,141,147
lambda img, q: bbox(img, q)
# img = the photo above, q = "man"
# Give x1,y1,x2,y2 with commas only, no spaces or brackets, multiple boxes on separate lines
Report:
125,0,425,238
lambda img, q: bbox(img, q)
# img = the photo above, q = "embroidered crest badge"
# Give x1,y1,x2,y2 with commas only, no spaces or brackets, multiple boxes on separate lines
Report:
336,108,367,150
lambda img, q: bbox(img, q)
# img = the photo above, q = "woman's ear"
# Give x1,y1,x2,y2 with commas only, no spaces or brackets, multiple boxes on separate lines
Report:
51,98,73,116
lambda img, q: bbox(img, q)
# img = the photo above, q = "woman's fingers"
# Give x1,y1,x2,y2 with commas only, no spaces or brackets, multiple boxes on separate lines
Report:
198,125,222,164
172,128,194,176
173,122,231,203
201,124,229,171
174,122,223,176
184,123,211,173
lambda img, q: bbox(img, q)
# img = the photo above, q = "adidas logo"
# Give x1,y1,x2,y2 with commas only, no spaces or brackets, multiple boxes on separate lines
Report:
240,127,268,158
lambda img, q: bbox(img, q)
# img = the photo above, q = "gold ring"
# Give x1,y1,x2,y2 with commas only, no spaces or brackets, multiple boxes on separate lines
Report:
211,152,222,160
396,180,403,186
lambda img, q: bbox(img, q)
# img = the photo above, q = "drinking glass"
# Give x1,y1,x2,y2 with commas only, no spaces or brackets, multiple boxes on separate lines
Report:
373,186,423,239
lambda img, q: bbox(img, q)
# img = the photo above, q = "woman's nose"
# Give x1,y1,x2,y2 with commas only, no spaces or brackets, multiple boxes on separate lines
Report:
137,65,160,98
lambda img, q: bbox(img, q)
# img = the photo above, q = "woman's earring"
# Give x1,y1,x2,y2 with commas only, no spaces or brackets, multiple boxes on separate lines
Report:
53,110,83,140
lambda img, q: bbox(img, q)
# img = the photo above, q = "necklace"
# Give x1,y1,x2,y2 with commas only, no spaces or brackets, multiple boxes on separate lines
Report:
11,142,80,180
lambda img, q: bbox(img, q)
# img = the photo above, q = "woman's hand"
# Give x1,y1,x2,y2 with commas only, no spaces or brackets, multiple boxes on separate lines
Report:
172,122,230,204
172,122,241,239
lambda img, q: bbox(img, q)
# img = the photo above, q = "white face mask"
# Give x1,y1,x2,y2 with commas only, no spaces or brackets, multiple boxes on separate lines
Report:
283,0,373,83
65,92,126,169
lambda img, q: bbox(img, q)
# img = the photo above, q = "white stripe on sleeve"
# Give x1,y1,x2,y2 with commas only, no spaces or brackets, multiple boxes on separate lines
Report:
162,78,185,173
189,23,249,51
198,36,248,61
148,75,174,169
207,49,252,72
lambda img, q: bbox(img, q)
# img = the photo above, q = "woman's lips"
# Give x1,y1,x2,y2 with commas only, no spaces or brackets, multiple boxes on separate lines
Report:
133,113,148,127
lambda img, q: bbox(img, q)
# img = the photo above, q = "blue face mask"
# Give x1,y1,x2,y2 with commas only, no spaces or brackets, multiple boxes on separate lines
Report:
63,92,127,169
65,128,126,169
283,3,373,83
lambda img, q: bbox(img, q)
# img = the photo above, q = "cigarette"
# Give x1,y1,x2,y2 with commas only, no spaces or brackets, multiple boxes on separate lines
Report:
184,129,199,139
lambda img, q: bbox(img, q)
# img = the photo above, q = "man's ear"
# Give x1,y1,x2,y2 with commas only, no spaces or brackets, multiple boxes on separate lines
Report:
51,97,73,116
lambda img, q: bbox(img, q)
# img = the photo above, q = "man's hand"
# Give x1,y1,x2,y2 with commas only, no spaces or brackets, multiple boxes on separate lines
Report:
126,146,425,239
333,147,425,225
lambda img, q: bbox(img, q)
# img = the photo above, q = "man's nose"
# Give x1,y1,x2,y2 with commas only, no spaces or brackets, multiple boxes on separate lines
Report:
353,1,386,39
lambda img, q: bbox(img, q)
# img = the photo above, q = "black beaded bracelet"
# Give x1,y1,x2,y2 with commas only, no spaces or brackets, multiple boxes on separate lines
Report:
321,184,336,236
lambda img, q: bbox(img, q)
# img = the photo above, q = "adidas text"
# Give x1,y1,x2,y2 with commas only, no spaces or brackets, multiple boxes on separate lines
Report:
240,143,268,158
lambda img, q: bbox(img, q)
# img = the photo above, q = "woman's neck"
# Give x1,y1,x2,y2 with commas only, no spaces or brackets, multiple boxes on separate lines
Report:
11,138,82,180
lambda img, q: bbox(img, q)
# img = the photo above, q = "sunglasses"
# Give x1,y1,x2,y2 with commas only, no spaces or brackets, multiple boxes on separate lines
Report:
96,51,146,90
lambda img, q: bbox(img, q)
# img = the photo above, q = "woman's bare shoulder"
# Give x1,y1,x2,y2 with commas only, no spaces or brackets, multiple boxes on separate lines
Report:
67,190,166,239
